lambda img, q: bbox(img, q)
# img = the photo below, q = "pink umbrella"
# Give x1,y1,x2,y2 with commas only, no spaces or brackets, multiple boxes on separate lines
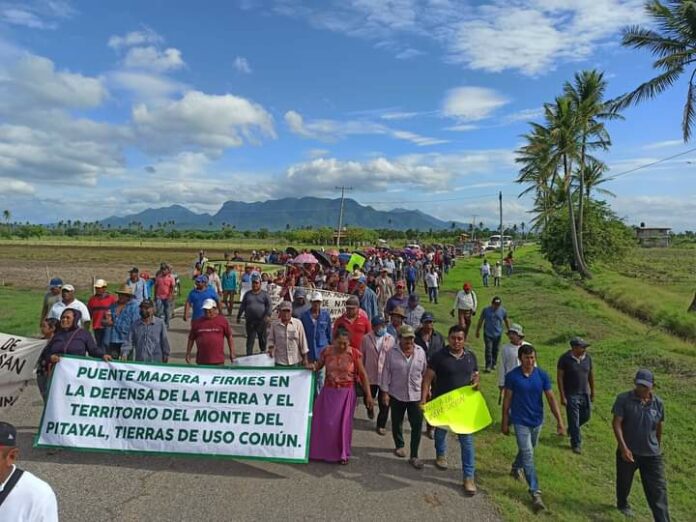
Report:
292,253,319,264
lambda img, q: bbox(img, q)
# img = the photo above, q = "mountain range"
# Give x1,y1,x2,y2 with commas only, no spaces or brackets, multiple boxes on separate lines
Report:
100,197,463,231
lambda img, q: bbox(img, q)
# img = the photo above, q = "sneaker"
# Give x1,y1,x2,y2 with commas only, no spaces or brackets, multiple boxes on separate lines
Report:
618,506,635,517
376,427,386,436
409,458,424,470
510,467,524,480
463,478,477,496
435,456,448,470
394,447,407,458
572,446,582,455
532,492,546,513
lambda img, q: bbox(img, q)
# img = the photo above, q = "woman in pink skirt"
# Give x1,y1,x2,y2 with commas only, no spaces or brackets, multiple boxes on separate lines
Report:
309,326,373,464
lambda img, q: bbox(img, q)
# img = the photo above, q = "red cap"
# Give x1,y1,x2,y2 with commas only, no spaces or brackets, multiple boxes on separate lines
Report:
463,282,472,290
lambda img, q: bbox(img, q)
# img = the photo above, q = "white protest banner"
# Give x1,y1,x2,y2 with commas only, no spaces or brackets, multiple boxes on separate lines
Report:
35,357,314,463
0,332,45,409
307,289,350,322
232,354,275,368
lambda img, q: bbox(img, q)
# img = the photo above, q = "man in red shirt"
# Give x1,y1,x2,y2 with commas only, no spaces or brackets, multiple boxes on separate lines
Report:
186,299,235,366
333,295,372,350
87,279,116,349
154,264,176,328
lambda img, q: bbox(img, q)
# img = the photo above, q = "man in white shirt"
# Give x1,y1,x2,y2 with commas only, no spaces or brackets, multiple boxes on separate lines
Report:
268,301,309,367
451,282,478,338
497,323,532,389
48,284,91,328
425,267,439,304
0,422,58,522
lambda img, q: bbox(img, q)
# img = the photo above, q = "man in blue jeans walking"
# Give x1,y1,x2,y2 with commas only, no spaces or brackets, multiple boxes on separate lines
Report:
557,337,595,454
475,296,510,372
502,344,565,513
421,324,480,496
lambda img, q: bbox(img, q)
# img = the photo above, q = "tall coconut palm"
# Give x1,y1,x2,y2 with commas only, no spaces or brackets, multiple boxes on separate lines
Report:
616,0,696,141
564,70,621,260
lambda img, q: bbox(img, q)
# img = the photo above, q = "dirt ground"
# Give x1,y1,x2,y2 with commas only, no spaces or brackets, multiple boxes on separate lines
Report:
0,244,236,291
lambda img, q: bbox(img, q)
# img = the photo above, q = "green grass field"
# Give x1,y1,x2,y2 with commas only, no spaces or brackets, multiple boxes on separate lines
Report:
0,245,693,520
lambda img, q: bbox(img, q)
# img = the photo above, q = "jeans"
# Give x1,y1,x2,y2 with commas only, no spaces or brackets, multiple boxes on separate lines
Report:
566,393,591,448
245,319,267,355
370,385,390,430
156,298,171,327
513,424,542,494
406,280,416,295
616,452,670,521
93,328,107,349
428,287,438,303
493,276,501,287
390,398,423,458
484,335,501,369
434,428,475,479
482,274,489,287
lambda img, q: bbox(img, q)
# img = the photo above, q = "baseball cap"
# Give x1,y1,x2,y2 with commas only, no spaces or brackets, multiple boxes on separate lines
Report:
635,369,654,388
294,288,306,298
94,279,107,288
49,277,63,288
201,298,217,310
391,306,406,318
206,265,215,271
279,301,292,311
251,274,261,282
508,323,524,336
61,284,75,292
371,316,386,327
140,299,155,308
399,324,416,338
346,295,360,307
358,275,367,284
0,422,17,447
129,267,139,273
463,282,472,290
492,296,502,304
421,312,434,323
195,275,208,283
570,336,590,348
310,291,323,302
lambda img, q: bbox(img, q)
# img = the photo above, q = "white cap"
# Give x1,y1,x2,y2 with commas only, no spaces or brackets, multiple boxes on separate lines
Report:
61,284,75,292
94,279,107,288
202,298,217,310
310,291,323,302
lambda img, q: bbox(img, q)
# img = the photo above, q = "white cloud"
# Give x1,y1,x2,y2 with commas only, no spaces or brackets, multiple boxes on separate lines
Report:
0,54,107,111
107,70,186,101
643,139,685,150
133,90,276,154
285,109,447,146
108,29,163,50
380,110,430,120
123,46,185,72
233,56,252,74
1,7,45,28
267,0,646,75
612,195,696,231
503,107,543,124
0,1,75,29
0,177,35,195
444,123,478,132
442,86,509,121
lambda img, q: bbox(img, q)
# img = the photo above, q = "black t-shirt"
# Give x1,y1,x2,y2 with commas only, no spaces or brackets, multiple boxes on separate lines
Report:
557,351,592,396
428,347,478,398
612,391,664,456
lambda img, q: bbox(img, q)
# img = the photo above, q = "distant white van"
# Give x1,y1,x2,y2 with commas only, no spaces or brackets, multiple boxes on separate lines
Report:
485,235,512,250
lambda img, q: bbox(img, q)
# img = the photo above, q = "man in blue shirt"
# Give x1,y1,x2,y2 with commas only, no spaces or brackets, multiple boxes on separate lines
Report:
502,344,565,513
125,267,148,305
221,263,238,316
354,276,379,322
300,292,332,394
475,296,511,372
183,275,220,322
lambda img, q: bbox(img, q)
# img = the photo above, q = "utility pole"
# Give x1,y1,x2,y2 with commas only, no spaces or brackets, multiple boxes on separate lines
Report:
335,186,352,247
499,191,504,262
472,215,477,241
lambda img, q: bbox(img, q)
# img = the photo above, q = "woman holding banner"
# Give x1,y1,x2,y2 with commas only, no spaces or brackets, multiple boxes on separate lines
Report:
309,326,373,464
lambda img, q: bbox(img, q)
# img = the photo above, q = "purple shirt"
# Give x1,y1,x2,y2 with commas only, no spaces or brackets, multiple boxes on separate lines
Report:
380,345,427,402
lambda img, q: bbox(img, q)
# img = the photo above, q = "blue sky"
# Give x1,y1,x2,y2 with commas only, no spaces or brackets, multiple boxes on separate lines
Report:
0,0,694,230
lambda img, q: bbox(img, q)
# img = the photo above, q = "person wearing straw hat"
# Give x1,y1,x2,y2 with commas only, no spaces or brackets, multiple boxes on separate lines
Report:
0,422,58,521
612,369,670,520
386,306,406,339
103,284,140,359
87,279,116,349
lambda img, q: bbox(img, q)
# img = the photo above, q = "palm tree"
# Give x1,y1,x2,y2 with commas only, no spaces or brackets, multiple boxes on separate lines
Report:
563,70,620,260
616,1,696,140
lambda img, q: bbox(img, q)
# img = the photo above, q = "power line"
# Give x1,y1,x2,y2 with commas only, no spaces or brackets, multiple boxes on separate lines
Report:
606,145,696,181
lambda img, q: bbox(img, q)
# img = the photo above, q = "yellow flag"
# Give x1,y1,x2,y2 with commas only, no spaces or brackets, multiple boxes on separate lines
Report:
423,385,492,434
347,253,365,269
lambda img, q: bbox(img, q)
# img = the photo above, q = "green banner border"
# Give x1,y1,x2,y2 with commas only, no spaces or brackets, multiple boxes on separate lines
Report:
33,355,316,464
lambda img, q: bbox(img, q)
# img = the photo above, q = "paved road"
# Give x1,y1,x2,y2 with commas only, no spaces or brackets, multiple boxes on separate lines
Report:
5,311,501,522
